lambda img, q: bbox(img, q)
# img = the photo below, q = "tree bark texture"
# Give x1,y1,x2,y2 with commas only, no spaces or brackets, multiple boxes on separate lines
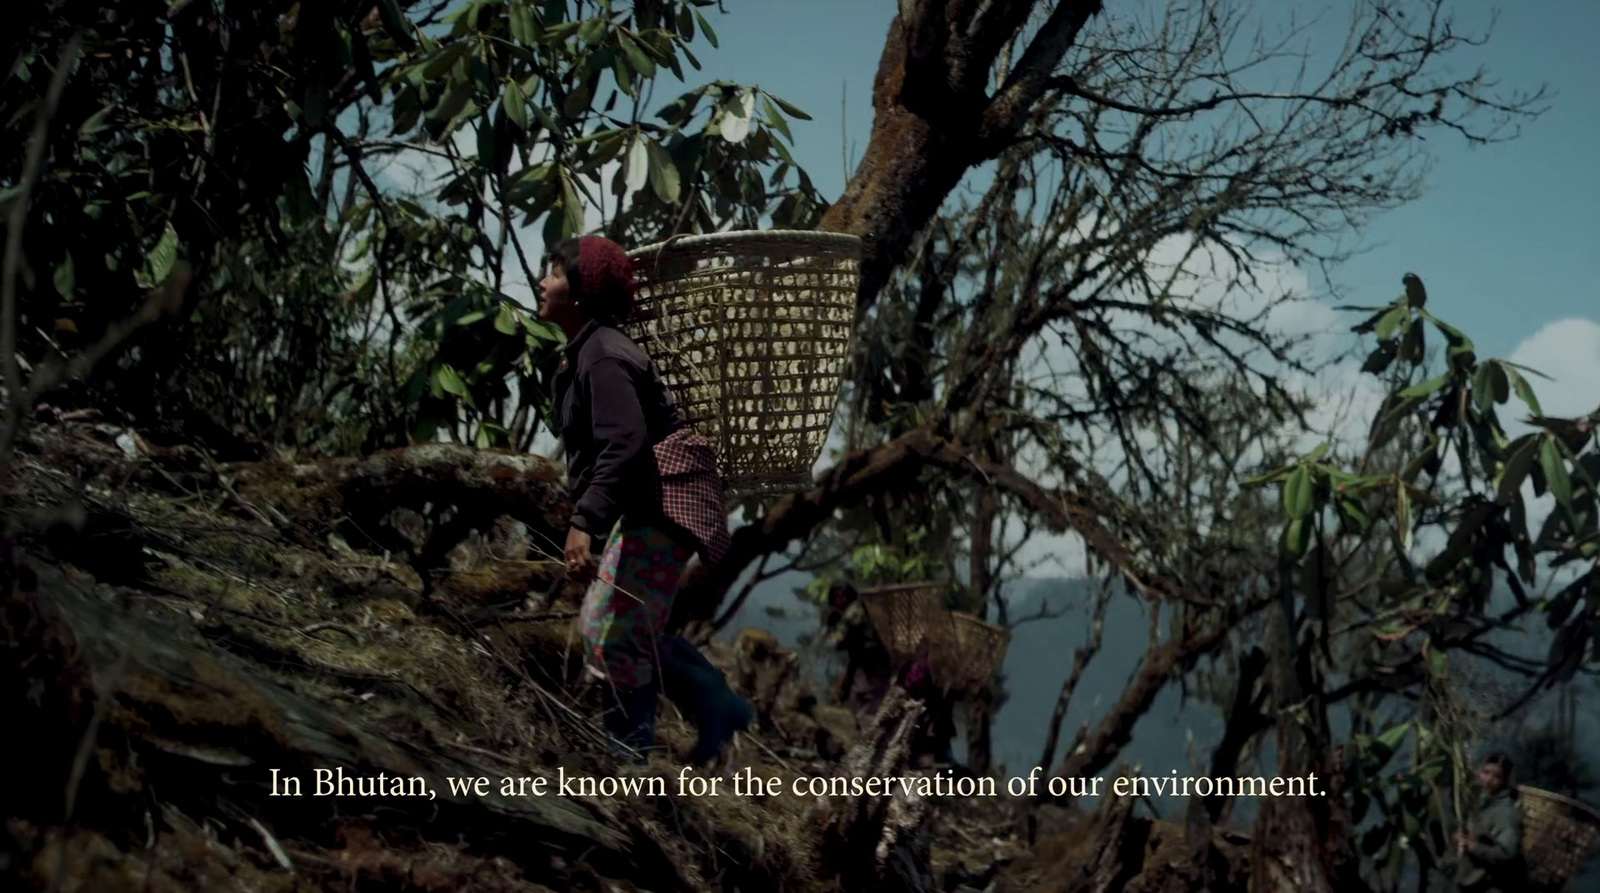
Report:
1248,571,1363,893
820,2,1107,313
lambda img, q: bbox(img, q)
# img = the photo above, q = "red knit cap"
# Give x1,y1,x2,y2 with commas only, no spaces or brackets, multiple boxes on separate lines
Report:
576,235,635,323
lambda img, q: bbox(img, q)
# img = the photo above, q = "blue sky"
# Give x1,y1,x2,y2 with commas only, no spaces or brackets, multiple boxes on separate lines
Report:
679,0,1600,415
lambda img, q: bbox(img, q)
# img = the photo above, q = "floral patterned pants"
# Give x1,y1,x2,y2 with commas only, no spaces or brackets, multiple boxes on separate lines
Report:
578,521,694,690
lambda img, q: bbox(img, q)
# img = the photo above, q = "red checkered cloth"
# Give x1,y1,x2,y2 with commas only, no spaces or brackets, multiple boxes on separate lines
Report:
653,427,731,569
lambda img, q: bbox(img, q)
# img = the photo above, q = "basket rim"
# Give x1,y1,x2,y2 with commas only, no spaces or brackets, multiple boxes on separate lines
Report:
1519,785,1600,822
858,582,947,597
949,610,1009,636
628,229,863,261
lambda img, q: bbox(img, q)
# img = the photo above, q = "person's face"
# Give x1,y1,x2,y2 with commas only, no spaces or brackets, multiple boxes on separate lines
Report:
1478,762,1506,793
538,261,581,329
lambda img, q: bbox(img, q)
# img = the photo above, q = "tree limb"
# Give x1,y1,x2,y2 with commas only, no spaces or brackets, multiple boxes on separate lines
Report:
980,1,1105,144
1,34,82,476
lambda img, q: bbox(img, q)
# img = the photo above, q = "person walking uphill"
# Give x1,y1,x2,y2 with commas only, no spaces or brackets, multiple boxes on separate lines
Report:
540,234,754,764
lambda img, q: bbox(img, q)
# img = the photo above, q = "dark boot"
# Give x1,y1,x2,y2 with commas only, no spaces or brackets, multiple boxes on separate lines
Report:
658,636,755,765
603,685,659,762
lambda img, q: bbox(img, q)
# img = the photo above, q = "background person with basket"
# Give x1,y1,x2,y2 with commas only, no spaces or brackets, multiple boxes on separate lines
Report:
1454,752,1526,892
540,235,754,765
821,581,894,710
828,581,989,770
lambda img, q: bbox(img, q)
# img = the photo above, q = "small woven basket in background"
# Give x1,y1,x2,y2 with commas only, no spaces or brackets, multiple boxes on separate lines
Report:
1519,785,1600,890
626,230,861,498
858,583,948,667
858,583,1012,696
930,611,1011,693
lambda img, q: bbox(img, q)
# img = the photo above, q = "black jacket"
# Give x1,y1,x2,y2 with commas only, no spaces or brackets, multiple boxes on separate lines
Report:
552,320,686,537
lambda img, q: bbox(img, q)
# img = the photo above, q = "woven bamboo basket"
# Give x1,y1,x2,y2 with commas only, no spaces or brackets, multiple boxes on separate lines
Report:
858,583,1011,695
929,611,1011,693
625,230,862,498
858,583,948,667
1518,785,1600,889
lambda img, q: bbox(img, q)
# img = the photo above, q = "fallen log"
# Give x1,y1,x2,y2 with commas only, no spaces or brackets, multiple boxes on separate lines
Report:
230,444,572,570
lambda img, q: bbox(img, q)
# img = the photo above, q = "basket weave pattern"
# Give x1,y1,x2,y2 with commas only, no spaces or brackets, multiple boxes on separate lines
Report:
626,231,861,498
859,583,947,666
932,612,1011,692
1518,786,1600,889
858,583,1011,695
